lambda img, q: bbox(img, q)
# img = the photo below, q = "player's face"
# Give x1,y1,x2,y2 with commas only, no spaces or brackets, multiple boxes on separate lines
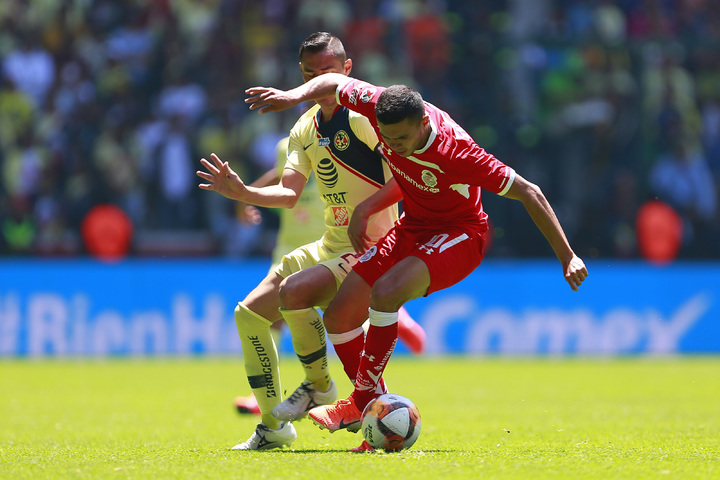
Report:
299,50,351,109
377,116,430,157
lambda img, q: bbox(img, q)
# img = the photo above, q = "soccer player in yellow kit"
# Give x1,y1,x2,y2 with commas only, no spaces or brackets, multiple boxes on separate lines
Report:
234,137,426,416
197,32,421,451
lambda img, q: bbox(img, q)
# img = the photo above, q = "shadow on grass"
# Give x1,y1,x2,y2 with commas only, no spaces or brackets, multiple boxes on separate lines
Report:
249,448,452,454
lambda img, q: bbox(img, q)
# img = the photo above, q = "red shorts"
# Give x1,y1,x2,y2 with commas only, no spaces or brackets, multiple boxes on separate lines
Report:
353,223,486,296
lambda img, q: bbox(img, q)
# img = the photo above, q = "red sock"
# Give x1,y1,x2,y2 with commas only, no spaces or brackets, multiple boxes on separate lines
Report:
351,311,398,409
329,327,365,383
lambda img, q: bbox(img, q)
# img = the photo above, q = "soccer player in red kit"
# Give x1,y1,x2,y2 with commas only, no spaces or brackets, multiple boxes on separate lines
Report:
246,74,589,441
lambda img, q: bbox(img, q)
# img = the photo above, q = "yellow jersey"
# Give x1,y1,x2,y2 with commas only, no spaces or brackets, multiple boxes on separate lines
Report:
282,104,397,253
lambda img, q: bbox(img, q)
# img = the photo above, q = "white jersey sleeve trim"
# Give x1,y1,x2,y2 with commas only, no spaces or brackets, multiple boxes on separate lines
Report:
334,76,353,105
498,168,516,196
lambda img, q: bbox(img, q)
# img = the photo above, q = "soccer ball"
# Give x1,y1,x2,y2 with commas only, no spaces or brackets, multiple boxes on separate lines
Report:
361,393,421,451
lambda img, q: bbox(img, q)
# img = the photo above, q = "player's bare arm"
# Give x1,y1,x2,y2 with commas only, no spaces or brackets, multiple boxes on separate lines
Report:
245,73,352,114
196,153,305,208
503,173,588,291
234,168,281,225
348,177,403,254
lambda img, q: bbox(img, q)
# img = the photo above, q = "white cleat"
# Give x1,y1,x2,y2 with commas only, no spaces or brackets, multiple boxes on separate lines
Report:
271,379,338,421
231,422,296,450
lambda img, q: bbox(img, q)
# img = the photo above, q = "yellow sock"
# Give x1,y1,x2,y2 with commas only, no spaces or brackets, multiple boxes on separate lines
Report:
280,307,331,392
235,303,281,429
270,324,282,346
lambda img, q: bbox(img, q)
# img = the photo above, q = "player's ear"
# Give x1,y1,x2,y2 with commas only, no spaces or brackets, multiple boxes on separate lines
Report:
344,58,352,75
422,114,430,125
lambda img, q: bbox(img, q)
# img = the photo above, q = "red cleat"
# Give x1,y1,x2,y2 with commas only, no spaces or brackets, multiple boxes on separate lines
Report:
397,307,426,355
350,440,375,452
234,394,261,415
308,397,362,433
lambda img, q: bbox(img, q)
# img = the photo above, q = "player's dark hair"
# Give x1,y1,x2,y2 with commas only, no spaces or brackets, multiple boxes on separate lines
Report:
299,32,346,62
375,85,425,125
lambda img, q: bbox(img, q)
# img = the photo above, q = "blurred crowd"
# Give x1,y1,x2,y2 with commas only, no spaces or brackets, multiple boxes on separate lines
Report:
0,0,718,260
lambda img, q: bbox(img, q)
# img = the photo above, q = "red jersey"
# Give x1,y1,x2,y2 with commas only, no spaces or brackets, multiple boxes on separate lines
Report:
336,78,515,231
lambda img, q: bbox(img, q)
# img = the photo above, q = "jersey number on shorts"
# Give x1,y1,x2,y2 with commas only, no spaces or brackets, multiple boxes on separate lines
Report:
418,233,469,255
337,252,357,273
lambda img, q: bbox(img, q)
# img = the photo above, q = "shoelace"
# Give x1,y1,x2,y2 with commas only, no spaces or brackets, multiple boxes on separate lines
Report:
286,382,313,405
239,425,268,447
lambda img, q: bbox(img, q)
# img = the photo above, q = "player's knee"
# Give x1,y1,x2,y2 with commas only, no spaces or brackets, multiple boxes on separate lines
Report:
370,278,407,312
277,275,305,310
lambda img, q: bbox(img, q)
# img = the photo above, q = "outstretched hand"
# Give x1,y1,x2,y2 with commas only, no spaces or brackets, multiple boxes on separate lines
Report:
563,255,588,291
245,87,298,114
196,153,247,201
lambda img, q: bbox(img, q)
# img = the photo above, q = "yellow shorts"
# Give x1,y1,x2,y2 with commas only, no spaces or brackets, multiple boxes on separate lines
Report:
273,239,359,291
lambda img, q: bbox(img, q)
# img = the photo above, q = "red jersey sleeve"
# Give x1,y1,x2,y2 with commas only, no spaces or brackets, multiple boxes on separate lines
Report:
429,109,515,196
458,141,515,196
336,78,385,124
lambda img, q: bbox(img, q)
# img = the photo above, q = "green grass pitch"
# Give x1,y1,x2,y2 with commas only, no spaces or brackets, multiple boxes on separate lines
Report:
2,357,718,479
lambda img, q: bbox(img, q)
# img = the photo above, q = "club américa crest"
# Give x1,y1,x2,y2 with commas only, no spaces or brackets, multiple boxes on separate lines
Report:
334,130,350,151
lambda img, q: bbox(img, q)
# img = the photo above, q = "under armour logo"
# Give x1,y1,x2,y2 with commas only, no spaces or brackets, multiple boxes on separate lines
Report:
363,353,376,362
365,370,381,384
419,245,434,254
